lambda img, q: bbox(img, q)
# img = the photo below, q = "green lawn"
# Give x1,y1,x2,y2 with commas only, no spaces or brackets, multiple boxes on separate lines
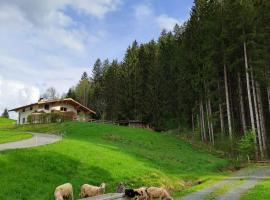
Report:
0,122,229,200
241,177,270,200
0,130,32,144
0,117,16,127
0,117,32,144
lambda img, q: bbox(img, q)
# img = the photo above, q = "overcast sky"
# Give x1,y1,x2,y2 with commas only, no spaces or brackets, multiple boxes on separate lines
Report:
0,0,193,118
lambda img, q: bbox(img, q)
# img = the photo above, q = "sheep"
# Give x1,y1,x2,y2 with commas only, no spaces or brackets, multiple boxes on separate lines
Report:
125,188,147,200
116,182,125,193
79,183,106,198
145,187,173,200
125,189,140,198
133,187,148,200
54,183,74,200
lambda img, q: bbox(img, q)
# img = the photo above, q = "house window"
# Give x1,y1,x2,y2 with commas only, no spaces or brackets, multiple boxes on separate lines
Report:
22,108,25,112
44,104,49,110
22,118,25,124
60,107,67,111
30,106,33,110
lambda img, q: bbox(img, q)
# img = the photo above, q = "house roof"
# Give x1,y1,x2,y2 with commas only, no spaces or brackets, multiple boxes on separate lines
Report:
8,98,96,114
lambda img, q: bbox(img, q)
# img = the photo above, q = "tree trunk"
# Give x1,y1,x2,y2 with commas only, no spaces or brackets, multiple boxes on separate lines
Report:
219,103,225,135
256,81,267,157
251,71,264,159
238,73,247,133
192,112,195,132
224,64,232,140
205,100,211,143
244,42,256,132
208,98,214,145
243,42,258,159
200,99,206,142
267,87,270,113
218,82,225,135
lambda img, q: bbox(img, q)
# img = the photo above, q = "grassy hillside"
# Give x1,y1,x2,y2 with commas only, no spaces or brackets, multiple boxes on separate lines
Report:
0,117,32,144
0,122,229,199
0,117,16,127
241,177,270,200
0,130,32,144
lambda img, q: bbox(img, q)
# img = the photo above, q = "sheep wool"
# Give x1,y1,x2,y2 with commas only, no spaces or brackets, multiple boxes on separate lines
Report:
54,183,74,200
146,187,173,200
79,183,106,198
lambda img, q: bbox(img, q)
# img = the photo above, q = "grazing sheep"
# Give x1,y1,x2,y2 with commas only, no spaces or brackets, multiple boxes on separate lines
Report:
146,187,173,200
116,182,125,193
125,189,140,198
134,187,148,200
54,183,74,200
125,188,147,200
79,183,106,198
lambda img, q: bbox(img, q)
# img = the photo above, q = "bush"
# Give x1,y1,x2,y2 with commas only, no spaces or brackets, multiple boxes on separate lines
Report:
27,112,73,124
238,130,256,161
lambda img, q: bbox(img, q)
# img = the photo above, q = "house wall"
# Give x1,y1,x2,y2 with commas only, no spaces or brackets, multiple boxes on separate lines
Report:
17,103,89,124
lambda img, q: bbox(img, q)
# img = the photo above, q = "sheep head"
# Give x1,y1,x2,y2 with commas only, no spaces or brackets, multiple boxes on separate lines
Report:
100,183,106,193
54,191,64,200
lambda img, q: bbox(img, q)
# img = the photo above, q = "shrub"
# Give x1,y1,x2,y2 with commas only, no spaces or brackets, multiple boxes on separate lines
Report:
27,112,73,124
238,130,256,161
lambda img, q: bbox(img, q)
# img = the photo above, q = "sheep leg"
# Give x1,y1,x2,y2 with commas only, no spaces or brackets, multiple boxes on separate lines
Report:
70,191,74,200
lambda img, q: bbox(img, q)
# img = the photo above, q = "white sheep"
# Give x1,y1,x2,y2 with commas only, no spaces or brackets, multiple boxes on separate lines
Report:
79,183,106,198
54,183,74,200
146,187,173,200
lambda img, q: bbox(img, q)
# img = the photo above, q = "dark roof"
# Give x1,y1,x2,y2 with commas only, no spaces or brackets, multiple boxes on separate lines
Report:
9,98,96,114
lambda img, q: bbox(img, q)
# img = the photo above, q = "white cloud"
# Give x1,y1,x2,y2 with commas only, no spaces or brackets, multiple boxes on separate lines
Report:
156,14,181,31
74,0,122,19
134,5,181,32
0,0,122,53
0,76,40,119
134,5,153,19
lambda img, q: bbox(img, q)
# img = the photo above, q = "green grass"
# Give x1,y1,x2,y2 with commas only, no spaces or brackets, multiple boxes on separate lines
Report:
0,117,32,144
0,122,229,199
0,117,16,127
241,177,270,200
0,130,32,144
204,179,244,200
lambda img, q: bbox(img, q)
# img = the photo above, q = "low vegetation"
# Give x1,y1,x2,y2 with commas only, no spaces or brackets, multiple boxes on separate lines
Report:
0,117,32,144
0,122,229,199
241,177,270,200
0,117,16,127
0,130,32,144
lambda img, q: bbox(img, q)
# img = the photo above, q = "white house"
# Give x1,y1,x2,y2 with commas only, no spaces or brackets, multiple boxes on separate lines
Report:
9,98,95,124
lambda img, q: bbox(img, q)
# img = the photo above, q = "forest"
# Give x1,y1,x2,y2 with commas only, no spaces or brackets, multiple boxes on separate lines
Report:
65,0,270,160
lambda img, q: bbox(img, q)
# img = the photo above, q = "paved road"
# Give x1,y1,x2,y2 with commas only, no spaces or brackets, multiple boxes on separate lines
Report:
0,133,62,152
180,165,270,200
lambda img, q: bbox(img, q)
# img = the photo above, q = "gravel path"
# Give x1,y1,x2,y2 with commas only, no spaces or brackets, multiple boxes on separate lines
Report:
0,133,62,152
180,165,270,200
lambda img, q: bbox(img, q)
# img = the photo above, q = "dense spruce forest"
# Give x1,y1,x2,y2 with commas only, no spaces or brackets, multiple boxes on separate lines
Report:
66,0,270,159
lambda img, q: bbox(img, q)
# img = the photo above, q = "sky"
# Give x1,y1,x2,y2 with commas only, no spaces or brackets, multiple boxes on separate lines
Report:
0,0,193,119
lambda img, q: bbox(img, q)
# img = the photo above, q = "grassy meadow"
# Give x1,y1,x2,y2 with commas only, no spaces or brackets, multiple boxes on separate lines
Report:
0,118,32,144
0,117,16,127
0,121,229,199
241,177,270,200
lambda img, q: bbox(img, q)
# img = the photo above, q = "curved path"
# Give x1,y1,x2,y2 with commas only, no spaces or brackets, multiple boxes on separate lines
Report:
0,133,62,152
179,165,270,200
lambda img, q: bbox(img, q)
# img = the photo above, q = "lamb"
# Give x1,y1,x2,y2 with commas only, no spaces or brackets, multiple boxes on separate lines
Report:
145,187,173,200
125,189,140,198
54,183,74,200
116,182,125,193
125,187,147,200
79,183,106,198
133,187,148,200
